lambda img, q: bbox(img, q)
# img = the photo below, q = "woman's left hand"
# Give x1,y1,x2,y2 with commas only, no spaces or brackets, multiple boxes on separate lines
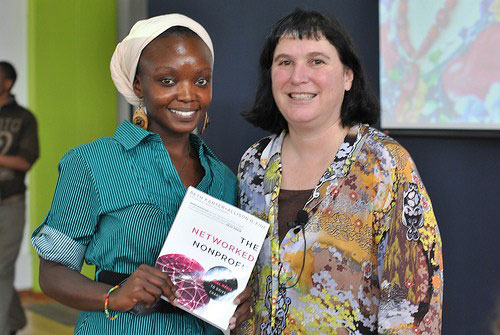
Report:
228,286,254,330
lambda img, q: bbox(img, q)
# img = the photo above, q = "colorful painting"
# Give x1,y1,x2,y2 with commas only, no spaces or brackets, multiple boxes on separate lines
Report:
380,0,500,129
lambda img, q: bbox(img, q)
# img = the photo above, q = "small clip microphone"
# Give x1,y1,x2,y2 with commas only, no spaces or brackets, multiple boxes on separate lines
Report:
296,209,308,227
288,209,309,233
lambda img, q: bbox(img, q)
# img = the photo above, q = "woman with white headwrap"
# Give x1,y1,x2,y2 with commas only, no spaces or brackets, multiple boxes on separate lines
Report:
32,14,251,334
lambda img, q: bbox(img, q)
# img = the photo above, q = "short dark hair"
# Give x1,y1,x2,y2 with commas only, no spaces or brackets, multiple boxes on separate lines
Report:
242,9,379,134
0,61,17,85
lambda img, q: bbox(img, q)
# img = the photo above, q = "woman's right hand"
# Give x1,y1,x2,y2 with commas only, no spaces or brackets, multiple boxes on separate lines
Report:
107,264,177,312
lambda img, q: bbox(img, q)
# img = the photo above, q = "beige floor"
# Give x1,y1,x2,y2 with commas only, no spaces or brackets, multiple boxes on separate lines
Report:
17,310,74,335
17,291,74,335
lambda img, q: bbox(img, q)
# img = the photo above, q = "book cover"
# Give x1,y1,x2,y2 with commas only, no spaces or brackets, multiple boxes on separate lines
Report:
155,186,269,332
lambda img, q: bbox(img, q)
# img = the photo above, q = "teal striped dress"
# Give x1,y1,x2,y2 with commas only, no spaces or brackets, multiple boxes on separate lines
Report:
32,121,236,335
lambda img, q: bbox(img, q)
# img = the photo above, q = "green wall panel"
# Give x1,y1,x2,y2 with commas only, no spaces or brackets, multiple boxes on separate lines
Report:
28,0,117,291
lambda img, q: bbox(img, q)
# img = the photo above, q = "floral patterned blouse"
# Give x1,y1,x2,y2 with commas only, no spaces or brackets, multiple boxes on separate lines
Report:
234,125,443,335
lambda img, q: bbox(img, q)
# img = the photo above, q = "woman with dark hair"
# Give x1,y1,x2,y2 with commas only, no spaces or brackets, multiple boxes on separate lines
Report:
31,14,251,335
236,9,443,335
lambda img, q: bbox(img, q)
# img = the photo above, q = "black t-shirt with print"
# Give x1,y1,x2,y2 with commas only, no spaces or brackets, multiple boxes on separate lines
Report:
0,97,39,200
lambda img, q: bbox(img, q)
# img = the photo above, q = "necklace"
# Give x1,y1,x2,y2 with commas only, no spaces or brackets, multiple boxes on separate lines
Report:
178,143,191,177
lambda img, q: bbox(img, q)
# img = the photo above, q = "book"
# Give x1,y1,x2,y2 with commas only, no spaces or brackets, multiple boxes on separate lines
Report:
155,186,269,332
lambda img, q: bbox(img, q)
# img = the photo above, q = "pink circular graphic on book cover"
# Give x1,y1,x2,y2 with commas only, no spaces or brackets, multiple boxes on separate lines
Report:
155,254,209,310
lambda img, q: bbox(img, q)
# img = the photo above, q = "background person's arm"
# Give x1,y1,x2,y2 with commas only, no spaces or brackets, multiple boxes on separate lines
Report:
0,155,31,171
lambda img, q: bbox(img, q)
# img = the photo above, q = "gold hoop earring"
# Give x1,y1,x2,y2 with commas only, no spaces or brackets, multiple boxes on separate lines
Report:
132,102,148,130
201,112,210,134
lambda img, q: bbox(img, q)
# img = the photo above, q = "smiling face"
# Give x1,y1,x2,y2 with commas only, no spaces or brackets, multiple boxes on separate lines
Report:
133,33,213,136
271,36,353,132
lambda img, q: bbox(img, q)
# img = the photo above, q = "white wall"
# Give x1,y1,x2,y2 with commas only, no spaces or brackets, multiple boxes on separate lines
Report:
0,0,32,290
0,0,28,106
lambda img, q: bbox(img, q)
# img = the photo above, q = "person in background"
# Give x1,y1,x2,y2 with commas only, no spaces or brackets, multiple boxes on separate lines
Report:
0,61,39,335
235,9,443,335
31,14,251,334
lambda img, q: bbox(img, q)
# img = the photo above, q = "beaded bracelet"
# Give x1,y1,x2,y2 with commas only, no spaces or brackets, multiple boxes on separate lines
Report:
104,284,121,320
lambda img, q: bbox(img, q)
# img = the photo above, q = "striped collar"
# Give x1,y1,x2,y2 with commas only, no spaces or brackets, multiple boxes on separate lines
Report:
113,121,155,150
112,121,220,164
112,121,225,202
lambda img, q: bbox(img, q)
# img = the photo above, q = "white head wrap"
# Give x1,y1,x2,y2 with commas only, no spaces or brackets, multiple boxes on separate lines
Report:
110,13,214,106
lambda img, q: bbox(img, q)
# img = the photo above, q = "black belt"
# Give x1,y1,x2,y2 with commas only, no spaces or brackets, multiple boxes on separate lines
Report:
98,270,186,315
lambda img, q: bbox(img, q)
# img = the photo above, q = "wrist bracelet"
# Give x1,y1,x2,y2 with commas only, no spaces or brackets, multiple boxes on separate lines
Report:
104,284,121,320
